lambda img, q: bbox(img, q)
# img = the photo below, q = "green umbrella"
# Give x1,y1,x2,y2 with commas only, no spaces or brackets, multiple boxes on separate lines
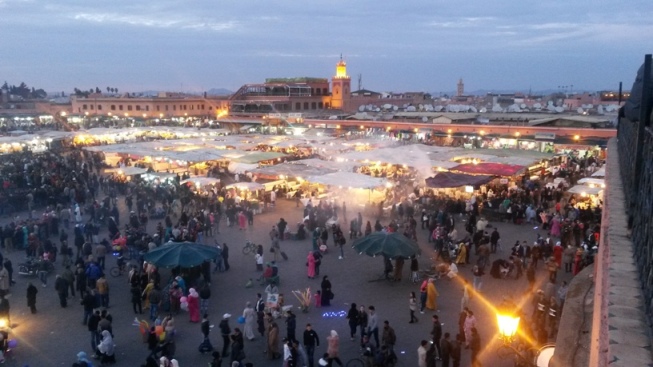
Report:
352,232,421,259
143,241,220,268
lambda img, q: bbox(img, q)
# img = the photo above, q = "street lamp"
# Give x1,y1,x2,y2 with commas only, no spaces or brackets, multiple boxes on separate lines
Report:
496,311,537,366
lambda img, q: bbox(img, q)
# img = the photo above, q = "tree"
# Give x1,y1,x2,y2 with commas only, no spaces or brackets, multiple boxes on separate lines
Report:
95,87,101,93
106,87,110,93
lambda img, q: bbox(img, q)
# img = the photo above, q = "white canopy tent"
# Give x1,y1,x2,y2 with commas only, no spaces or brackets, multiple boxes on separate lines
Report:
592,167,606,177
307,171,388,189
577,177,605,186
225,182,265,191
180,177,221,186
567,185,603,196
105,166,148,176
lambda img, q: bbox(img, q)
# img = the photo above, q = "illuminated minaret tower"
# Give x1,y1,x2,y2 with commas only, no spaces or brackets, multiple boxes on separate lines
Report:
457,78,464,97
331,55,351,110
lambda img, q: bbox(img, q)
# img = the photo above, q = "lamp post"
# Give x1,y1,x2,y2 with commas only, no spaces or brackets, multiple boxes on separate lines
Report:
496,312,537,366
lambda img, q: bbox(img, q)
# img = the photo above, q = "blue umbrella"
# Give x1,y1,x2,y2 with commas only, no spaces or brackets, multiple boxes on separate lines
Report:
352,232,421,259
143,241,219,268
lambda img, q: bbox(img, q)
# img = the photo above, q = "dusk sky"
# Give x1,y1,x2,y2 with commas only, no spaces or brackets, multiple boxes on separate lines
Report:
1,0,652,94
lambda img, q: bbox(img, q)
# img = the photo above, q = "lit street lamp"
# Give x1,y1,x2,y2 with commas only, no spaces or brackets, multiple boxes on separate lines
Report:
495,309,557,366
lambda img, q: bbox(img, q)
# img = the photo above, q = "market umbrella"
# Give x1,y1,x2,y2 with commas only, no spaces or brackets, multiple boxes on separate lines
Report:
352,232,421,259
143,241,220,268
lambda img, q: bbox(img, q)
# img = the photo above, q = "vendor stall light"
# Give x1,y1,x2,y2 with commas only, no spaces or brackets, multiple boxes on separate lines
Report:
124,113,129,117
447,129,452,133
360,125,365,129
574,135,580,141
514,132,521,137
581,192,587,197
589,184,595,188
385,182,393,188
479,130,485,136
108,112,112,116
60,111,67,117
413,128,419,133
336,125,341,129
84,112,89,116
465,186,474,193
601,184,606,188
143,114,147,118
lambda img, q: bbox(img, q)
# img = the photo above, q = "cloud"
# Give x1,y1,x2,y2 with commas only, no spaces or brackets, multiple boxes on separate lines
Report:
72,12,238,31
427,16,496,29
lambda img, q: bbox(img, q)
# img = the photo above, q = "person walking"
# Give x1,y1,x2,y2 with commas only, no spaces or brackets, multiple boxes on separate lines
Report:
409,292,419,323
430,315,442,359
418,340,428,367
96,274,109,308
425,278,439,311
242,302,256,341
320,276,332,306
303,323,320,367
219,314,232,358
26,282,38,314
326,330,343,366
464,310,477,348
451,334,462,367
357,304,368,347
346,303,359,340
130,282,143,314
199,282,211,317
381,320,396,354
267,321,280,360
307,251,316,279
286,310,297,342
54,275,68,308
367,306,379,348
440,332,451,367
470,328,481,367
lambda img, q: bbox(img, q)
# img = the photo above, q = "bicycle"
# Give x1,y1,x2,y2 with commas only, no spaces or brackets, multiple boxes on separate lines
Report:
109,255,128,277
242,240,257,255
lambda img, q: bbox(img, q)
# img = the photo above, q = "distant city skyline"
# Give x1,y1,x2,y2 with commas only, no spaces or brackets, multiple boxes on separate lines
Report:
1,0,651,94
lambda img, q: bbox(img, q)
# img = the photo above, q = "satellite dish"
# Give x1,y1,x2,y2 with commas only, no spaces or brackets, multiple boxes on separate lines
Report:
470,106,477,113
383,104,392,110
434,106,443,112
479,107,487,113
587,104,594,109
533,103,542,109
597,105,604,114
422,116,428,122
492,105,503,112
375,108,381,112
577,107,584,114
358,105,365,112
520,103,526,109
555,106,564,113
547,101,554,106
393,106,398,111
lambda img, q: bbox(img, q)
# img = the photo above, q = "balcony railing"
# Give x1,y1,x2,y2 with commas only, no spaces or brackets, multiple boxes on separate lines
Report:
617,54,653,319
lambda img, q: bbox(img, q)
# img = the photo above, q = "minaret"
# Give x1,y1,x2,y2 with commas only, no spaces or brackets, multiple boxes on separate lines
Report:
457,78,464,97
331,55,351,110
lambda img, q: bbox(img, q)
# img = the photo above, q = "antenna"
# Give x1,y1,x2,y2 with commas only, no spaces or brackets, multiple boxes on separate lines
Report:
340,53,343,61
358,74,362,90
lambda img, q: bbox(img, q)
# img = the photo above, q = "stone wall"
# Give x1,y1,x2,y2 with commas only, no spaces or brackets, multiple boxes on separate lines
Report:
551,137,653,367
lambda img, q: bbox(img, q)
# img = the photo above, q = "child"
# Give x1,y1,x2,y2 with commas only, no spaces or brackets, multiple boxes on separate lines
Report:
314,290,322,308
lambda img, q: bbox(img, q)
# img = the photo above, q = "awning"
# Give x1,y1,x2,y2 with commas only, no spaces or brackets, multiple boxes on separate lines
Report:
567,185,603,196
425,172,494,188
180,177,221,186
451,163,525,176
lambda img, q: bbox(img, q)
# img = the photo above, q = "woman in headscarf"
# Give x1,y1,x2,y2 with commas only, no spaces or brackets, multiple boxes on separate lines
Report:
425,278,439,311
174,276,187,295
97,329,116,364
75,351,92,367
187,288,200,323
320,276,332,306
326,330,343,366
307,251,316,279
242,301,256,341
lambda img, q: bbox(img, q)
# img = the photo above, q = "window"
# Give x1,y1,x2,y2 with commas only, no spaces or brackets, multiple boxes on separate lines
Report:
295,102,301,110
145,106,149,111
323,88,328,95
119,105,123,111
165,106,169,111
156,106,160,111
98,105,103,110
127,105,132,111
311,102,317,109
82,104,87,110
201,104,204,110
173,105,176,111
303,102,309,110
111,105,116,111
136,105,141,111
318,102,323,109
